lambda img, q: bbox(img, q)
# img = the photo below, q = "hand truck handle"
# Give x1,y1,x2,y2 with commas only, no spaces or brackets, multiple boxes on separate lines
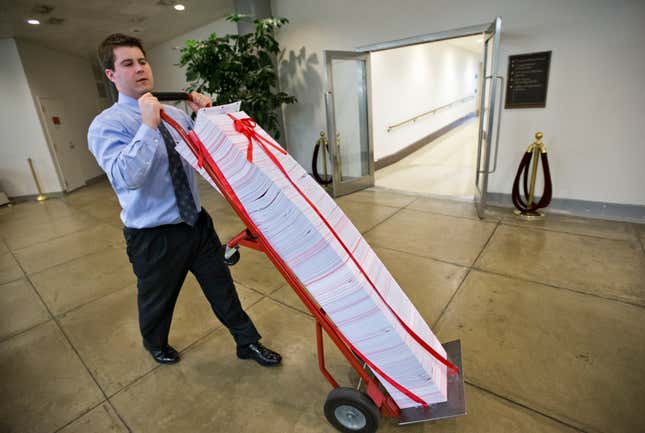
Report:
152,92,191,101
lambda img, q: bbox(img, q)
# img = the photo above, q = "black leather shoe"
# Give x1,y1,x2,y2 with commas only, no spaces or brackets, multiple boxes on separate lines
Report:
237,342,282,366
147,345,180,364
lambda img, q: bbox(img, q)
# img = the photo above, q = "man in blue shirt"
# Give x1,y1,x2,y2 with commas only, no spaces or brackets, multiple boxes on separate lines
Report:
88,33,281,367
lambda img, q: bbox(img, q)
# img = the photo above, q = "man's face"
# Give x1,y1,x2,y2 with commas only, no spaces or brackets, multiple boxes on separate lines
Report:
105,46,154,98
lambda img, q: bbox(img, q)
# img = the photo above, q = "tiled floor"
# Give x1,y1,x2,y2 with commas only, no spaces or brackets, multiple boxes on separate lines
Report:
1,180,644,433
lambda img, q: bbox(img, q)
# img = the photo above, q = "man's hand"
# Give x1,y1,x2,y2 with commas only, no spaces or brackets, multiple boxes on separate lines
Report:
139,93,161,129
188,91,212,112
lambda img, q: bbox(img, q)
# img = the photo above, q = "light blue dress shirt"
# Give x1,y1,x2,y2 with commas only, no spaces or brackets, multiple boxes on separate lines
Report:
88,93,201,228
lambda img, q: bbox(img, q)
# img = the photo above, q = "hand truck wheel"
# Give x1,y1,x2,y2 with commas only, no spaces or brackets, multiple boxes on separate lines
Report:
324,387,379,433
217,245,241,266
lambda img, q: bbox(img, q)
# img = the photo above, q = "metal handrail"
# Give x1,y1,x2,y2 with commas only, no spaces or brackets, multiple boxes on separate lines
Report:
387,95,476,132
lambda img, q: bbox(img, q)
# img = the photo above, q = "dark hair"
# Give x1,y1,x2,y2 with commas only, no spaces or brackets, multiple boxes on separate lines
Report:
98,33,146,70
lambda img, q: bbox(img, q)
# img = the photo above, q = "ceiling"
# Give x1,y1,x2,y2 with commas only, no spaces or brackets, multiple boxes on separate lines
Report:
0,0,235,59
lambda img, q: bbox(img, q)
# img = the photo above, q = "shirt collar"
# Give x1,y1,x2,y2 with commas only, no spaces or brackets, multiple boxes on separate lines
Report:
118,93,140,110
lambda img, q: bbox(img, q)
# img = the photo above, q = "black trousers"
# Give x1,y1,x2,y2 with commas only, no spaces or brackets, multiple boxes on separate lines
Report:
124,209,260,351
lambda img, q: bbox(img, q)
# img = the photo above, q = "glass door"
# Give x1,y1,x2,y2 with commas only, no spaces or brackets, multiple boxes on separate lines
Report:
475,17,503,218
324,51,374,197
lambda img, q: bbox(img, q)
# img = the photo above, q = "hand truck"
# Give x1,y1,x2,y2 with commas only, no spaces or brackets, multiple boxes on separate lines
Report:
154,92,466,433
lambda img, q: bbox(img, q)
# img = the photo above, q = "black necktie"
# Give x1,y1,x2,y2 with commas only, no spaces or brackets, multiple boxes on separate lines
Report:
158,122,199,226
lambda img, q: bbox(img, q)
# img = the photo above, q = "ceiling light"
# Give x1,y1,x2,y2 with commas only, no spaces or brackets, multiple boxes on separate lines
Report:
27,19,41,25
173,4,185,11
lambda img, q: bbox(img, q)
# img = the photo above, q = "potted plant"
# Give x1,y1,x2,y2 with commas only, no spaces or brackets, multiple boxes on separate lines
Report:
179,14,296,139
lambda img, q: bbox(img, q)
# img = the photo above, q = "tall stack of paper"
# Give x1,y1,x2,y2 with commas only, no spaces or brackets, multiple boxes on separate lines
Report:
174,107,449,408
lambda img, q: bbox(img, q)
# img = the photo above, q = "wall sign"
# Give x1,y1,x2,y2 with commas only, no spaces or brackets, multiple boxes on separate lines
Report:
505,51,551,108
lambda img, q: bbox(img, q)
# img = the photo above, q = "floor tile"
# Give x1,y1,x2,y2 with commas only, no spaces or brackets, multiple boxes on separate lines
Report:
200,192,233,213
111,298,352,433
59,276,262,396
435,270,645,433
476,224,645,305
1,212,98,250
268,284,313,316
378,384,579,433
77,197,121,222
0,199,80,227
636,223,645,251
30,246,135,315
0,278,50,341
0,252,23,285
58,403,128,433
209,206,248,241
501,212,638,241
373,246,468,326
339,188,417,208
230,249,286,294
337,199,401,233
0,240,7,254
13,224,124,275
408,196,504,222
0,321,104,433
365,209,497,266
63,184,116,208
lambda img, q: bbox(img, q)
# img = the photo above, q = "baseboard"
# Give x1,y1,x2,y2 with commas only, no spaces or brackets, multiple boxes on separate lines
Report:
6,191,66,204
487,193,645,224
84,174,108,185
375,112,477,171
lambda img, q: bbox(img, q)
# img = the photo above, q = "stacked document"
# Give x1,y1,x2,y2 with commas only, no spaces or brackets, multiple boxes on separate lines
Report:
174,106,449,408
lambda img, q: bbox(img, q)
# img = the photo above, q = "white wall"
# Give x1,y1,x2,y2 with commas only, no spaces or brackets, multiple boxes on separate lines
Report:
147,17,238,93
273,0,645,206
371,40,479,161
16,39,104,185
0,38,61,196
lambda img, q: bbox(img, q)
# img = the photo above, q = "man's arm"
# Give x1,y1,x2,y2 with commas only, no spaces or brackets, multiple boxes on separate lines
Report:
88,93,164,190
88,117,162,190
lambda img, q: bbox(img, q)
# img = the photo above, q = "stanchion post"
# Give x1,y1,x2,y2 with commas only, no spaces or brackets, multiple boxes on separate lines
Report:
526,132,543,208
513,131,547,220
27,158,47,202
320,131,329,182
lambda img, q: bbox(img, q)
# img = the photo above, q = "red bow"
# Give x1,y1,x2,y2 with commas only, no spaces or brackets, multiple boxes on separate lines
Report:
227,114,287,163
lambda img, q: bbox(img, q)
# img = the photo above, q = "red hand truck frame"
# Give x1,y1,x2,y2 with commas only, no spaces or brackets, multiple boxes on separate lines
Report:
155,93,466,433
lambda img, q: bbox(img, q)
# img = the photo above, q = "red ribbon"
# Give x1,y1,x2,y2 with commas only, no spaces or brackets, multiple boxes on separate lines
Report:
227,114,287,163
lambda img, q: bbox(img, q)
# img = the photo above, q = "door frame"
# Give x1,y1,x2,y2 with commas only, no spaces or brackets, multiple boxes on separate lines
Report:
354,18,502,216
34,96,67,192
324,50,375,197
355,21,495,53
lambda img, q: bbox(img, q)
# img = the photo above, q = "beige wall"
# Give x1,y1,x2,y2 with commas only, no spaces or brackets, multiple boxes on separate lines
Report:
147,17,238,93
272,0,645,205
16,39,104,187
0,38,62,196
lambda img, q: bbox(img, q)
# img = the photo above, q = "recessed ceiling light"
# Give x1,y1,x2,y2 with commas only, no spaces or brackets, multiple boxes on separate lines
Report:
27,19,41,25
174,4,185,11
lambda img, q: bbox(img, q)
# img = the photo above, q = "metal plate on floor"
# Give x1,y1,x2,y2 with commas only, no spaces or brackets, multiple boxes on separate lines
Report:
398,339,466,425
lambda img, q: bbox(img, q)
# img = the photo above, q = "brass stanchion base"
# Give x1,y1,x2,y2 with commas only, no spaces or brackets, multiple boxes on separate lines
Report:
513,209,545,220
36,194,48,202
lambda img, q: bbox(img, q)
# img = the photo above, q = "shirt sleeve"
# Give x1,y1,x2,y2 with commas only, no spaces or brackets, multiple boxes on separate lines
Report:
88,116,162,190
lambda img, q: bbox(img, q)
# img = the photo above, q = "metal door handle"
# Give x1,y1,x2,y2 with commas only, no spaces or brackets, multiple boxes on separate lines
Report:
488,76,504,174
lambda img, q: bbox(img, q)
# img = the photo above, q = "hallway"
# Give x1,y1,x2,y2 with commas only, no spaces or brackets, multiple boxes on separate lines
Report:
376,119,477,198
1,180,644,433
